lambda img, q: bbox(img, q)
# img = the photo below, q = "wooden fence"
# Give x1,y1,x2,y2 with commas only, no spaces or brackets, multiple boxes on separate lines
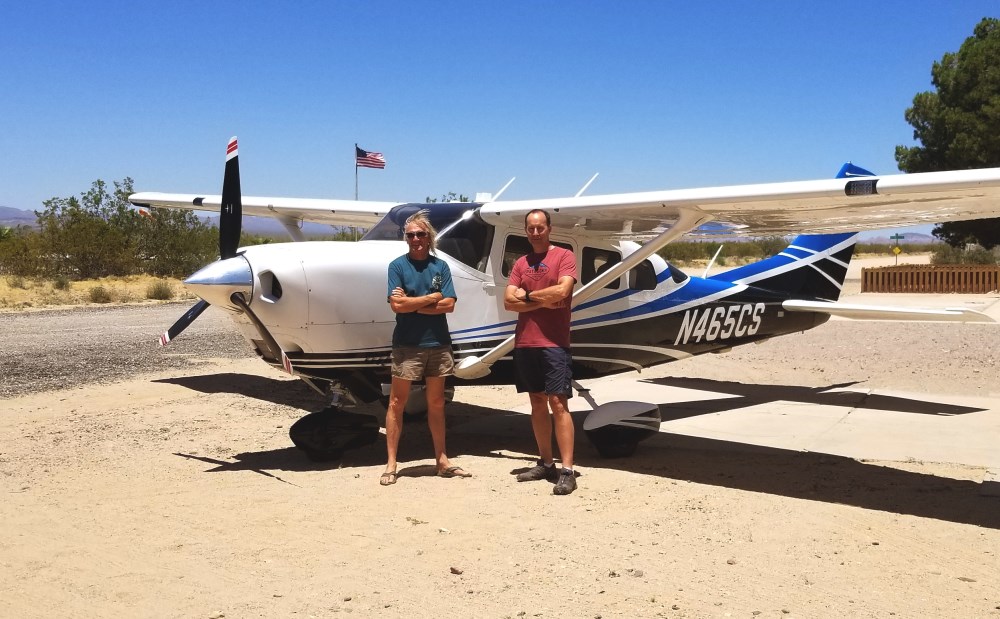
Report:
861,265,1000,293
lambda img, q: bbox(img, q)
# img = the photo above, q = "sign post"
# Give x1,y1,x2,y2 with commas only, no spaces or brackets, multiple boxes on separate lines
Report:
890,233,905,265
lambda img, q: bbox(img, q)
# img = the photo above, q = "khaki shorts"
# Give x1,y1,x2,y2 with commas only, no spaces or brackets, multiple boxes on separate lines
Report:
391,345,455,381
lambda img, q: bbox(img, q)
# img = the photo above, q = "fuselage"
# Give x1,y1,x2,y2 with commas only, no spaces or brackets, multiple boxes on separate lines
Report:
184,203,842,400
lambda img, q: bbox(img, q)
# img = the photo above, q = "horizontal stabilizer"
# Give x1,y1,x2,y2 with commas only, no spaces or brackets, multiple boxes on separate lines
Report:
782,300,995,323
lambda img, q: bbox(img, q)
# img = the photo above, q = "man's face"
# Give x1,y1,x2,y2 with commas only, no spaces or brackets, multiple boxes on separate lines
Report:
404,223,430,256
525,213,550,245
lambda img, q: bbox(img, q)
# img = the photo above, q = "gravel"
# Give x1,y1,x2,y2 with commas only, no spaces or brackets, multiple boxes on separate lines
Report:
0,302,254,398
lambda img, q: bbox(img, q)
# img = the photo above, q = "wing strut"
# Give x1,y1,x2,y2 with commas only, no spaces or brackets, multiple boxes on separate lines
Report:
454,208,712,379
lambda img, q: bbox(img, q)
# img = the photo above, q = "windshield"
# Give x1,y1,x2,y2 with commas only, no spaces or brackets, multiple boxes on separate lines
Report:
362,203,481,241
363,202,495,271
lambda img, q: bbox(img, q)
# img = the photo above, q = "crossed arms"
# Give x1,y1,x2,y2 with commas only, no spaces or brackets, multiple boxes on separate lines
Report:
503,276,575,313
389,288,455,315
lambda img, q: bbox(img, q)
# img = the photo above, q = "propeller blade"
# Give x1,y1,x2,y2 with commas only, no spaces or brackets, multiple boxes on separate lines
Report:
158,299,209,346
219,136,243,259
159,137,245,347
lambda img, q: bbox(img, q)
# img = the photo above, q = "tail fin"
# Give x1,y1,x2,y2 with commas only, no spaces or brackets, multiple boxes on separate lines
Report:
836,162,875,178
710,233,857,301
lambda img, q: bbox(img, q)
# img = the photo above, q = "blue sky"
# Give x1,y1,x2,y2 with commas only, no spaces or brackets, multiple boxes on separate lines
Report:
2,2,996,237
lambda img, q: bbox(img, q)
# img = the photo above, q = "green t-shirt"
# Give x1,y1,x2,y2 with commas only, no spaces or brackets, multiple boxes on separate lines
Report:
387,254,457,347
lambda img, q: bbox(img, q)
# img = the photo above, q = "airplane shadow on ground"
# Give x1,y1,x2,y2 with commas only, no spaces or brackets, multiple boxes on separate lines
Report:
639,376,988,417
163,372,999,530
154,373,329,409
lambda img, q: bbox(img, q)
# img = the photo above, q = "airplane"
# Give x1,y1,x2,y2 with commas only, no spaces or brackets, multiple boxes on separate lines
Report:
129,137,1000,461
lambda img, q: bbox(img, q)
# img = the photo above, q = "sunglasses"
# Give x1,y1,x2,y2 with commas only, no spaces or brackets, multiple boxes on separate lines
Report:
405,231,428,239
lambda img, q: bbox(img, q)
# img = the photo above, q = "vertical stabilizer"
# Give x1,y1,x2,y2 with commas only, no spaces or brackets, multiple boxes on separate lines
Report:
709,233,857,301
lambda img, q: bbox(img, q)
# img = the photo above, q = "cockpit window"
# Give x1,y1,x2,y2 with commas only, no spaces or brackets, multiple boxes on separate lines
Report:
362,202,495,272
363,203,477,241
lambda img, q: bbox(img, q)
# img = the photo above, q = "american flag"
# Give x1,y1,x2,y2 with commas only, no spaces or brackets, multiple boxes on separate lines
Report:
356,146,386,169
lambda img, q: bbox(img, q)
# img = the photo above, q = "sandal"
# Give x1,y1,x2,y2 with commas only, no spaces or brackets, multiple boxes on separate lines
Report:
380,471,398,486
437,466,472,478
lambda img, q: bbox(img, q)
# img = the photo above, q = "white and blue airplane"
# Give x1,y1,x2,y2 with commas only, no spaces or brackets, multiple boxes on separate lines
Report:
129,138,1000,459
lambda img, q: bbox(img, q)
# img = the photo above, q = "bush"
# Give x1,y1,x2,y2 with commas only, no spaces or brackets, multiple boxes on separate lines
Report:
88,285,113,303
931,244,999,265
52,275,71,290
6,275,26,289
146,279,174,300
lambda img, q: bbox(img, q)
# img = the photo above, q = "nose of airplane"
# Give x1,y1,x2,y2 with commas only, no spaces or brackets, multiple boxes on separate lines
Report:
184,255,253,308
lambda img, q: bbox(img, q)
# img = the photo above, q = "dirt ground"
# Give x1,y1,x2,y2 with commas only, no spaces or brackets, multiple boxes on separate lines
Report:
2,254,999,618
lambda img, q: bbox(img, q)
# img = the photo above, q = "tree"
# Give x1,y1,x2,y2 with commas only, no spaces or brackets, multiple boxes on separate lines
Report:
424,192,470,203
9,177,219,279
33,179,138,278
895,18,1000,248
139,207,218,276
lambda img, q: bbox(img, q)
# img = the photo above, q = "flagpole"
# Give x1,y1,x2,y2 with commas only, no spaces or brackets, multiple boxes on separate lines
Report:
354,143,359,201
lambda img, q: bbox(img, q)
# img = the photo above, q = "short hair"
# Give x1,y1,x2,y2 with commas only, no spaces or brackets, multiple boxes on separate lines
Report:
404,209,437,252
524,209,551,228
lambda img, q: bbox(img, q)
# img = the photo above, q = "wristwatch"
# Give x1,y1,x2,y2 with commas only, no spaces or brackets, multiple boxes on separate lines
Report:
525,290,531,303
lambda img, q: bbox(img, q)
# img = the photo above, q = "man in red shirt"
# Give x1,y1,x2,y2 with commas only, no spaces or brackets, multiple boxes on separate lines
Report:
505,209,579,495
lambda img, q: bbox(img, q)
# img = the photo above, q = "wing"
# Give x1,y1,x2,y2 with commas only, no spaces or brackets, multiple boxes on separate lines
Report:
128,192,400,228
477,167,1000,239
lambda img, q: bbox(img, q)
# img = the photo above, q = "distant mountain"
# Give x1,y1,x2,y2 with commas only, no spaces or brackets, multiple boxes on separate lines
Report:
0,206,36,228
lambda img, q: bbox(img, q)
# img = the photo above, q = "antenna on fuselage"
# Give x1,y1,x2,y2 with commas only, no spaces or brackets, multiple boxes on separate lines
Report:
491,177,516,201
574,173,599,197
703,244,724,278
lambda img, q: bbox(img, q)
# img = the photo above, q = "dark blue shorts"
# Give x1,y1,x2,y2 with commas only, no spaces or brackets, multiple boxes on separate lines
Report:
513,347,573,397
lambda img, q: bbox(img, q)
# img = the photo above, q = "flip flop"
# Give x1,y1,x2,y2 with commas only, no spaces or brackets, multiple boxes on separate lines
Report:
380,471,398,486
437,466,472,478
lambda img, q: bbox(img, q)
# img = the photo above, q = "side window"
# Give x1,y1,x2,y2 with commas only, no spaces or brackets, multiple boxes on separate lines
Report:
582,247,621,289
628,259,657,291
502,236,573,278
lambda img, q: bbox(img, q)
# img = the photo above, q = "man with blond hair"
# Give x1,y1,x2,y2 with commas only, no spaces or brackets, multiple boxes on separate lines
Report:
380,211,469,486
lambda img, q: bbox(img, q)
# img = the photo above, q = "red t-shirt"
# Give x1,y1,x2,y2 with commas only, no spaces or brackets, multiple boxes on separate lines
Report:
508,245,578,348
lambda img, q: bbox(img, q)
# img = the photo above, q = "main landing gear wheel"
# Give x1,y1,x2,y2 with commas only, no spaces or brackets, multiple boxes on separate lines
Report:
582,401,662,458
289,407,380,462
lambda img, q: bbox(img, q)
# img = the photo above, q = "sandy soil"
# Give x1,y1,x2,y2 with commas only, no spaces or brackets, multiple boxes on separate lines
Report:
2,256,999,618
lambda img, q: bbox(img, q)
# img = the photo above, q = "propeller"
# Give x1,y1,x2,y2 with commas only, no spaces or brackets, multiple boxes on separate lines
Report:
158,136,243,346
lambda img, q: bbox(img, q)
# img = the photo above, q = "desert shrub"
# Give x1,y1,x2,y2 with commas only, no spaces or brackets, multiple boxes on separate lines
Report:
7,275,27,289
52,275,71,290
88,285,113,303
757,236,788,258
146,279,174,300
961,246,997,264
931,244,998,265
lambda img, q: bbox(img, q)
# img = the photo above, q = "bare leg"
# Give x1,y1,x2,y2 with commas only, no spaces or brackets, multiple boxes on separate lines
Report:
549,394,574,469
424,375,451,471
384,376,412,475
528,392,554,464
